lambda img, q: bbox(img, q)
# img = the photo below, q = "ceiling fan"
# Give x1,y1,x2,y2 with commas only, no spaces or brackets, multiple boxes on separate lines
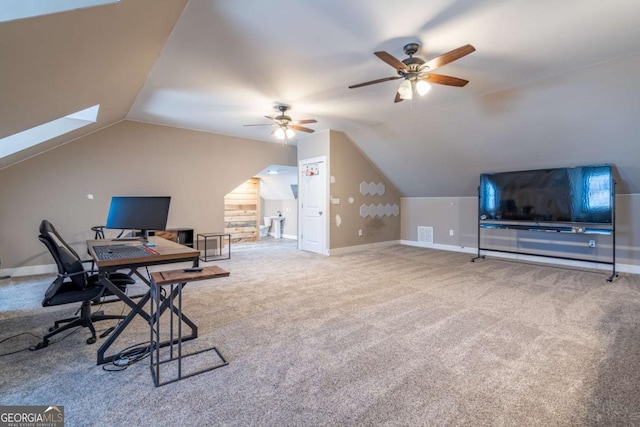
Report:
348,43,475,103
244,105,317,144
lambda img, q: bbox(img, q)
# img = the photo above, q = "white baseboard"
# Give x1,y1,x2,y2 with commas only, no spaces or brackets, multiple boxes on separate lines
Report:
268,233,297,240
0,263,57,278
330,240,401,256
400,240,640,276
401,240,477,255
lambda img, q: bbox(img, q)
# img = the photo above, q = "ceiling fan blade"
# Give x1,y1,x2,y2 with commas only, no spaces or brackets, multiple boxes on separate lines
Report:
374,51,408,71
422,73,469,87
394,92,404,103
349,76,401,89
293,119,317,125
244,123,275,127
264,115,278,121
290,125,315,133
424,44,475,71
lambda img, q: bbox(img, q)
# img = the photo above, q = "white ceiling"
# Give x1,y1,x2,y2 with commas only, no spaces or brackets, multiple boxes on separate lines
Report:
126,0,640,196
4,0,640,196
129,0,640,141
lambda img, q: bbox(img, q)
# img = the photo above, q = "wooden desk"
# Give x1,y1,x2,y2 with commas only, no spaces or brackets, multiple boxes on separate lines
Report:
88,236,199,269
87,237,200,365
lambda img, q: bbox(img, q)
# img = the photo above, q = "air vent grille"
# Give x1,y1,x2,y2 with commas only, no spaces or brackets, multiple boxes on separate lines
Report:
418,226,433,244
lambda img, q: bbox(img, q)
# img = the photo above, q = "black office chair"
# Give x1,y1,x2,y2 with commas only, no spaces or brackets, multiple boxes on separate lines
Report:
32,220,135,350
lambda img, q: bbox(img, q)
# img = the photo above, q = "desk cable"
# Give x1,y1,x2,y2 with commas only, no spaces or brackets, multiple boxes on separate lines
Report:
1,332,46,356
102,341,154,372
102,283,164,372
96,289,129,339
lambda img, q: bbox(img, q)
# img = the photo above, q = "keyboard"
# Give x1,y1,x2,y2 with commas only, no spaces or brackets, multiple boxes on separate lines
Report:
93,245,155,261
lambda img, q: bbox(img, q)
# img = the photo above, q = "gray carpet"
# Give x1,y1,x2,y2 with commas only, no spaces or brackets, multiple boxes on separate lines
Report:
1,241,640,426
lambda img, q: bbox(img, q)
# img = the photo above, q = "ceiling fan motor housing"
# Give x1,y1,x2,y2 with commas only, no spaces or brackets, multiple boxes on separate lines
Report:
275,105,292,123
403,43,420,56
399,57,427,79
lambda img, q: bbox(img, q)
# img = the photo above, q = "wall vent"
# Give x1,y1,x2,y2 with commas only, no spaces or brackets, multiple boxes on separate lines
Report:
417,226,433,244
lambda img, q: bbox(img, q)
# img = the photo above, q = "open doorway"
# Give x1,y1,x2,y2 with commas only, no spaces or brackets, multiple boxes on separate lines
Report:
223,165,298,245
256,165,298,241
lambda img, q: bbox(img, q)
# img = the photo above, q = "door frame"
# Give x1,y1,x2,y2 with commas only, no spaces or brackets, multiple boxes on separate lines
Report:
298,155,329,255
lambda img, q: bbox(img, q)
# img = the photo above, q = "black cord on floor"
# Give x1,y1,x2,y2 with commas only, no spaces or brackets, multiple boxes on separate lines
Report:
96,292,128,338
0,332,43,356
27,325,83,351
102,341,154,372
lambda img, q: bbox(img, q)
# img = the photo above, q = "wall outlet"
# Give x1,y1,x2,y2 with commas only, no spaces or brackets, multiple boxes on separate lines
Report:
358,229,363,236
449,229,454,237
589,240,596,248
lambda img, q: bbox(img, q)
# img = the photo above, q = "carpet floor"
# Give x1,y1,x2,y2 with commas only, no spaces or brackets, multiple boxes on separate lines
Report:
1,241,639,426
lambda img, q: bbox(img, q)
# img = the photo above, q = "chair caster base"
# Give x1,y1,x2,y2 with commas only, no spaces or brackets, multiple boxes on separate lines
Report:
29,340,49,351
86,336,97,345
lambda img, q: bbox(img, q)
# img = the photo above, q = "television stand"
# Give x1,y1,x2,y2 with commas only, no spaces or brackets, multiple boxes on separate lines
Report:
471,187,618,282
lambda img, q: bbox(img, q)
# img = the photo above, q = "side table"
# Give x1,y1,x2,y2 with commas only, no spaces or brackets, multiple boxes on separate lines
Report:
149,266,230,387
197,232,231,262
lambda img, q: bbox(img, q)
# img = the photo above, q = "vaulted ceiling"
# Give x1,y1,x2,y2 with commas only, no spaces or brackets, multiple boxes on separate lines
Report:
2,0,640,195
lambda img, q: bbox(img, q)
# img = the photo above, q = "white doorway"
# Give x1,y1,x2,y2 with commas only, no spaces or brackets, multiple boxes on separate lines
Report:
298,156,327,255
256,165,299,241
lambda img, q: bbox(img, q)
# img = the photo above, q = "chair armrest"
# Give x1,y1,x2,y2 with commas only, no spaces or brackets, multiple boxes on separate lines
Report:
58,270,90,278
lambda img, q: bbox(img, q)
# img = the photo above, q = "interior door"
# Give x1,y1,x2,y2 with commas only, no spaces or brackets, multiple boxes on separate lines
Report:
299,157,327,254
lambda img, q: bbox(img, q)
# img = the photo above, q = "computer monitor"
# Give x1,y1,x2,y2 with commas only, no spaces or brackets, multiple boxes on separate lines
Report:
105,196,171,240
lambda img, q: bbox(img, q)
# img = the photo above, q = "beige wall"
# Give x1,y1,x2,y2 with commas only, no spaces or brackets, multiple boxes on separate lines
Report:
329,131,400,249
297,130,330,161
0,120,296,271
401,197,478,249
401,194,640,268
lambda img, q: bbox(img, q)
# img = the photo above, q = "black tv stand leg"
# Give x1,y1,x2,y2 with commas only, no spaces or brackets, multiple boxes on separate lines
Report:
471,255,485,263
607,272,618,283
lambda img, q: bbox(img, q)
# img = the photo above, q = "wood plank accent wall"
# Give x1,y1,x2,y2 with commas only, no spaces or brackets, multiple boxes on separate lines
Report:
224,177,260,243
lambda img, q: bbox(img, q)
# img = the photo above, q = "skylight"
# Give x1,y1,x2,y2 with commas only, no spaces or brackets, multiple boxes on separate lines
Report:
0,105,99,159
0,0,119,23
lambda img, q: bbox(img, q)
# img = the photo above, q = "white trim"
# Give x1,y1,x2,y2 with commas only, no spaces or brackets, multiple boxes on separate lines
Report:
401,240,477,254
401,240,640,275
0,105,99,159
0,263,57,278
267,233,297,240
330,240,401,256
298,155,328,256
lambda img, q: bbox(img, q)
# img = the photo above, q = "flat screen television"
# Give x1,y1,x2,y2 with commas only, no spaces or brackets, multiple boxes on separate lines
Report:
479,165,613,227
105,196,171,239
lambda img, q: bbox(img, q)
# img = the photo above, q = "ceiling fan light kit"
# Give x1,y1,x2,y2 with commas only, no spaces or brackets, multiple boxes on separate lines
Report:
398,79,413,100
274,126,295,140
415,80,431,96
244,105,317,144
349,42,475,103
